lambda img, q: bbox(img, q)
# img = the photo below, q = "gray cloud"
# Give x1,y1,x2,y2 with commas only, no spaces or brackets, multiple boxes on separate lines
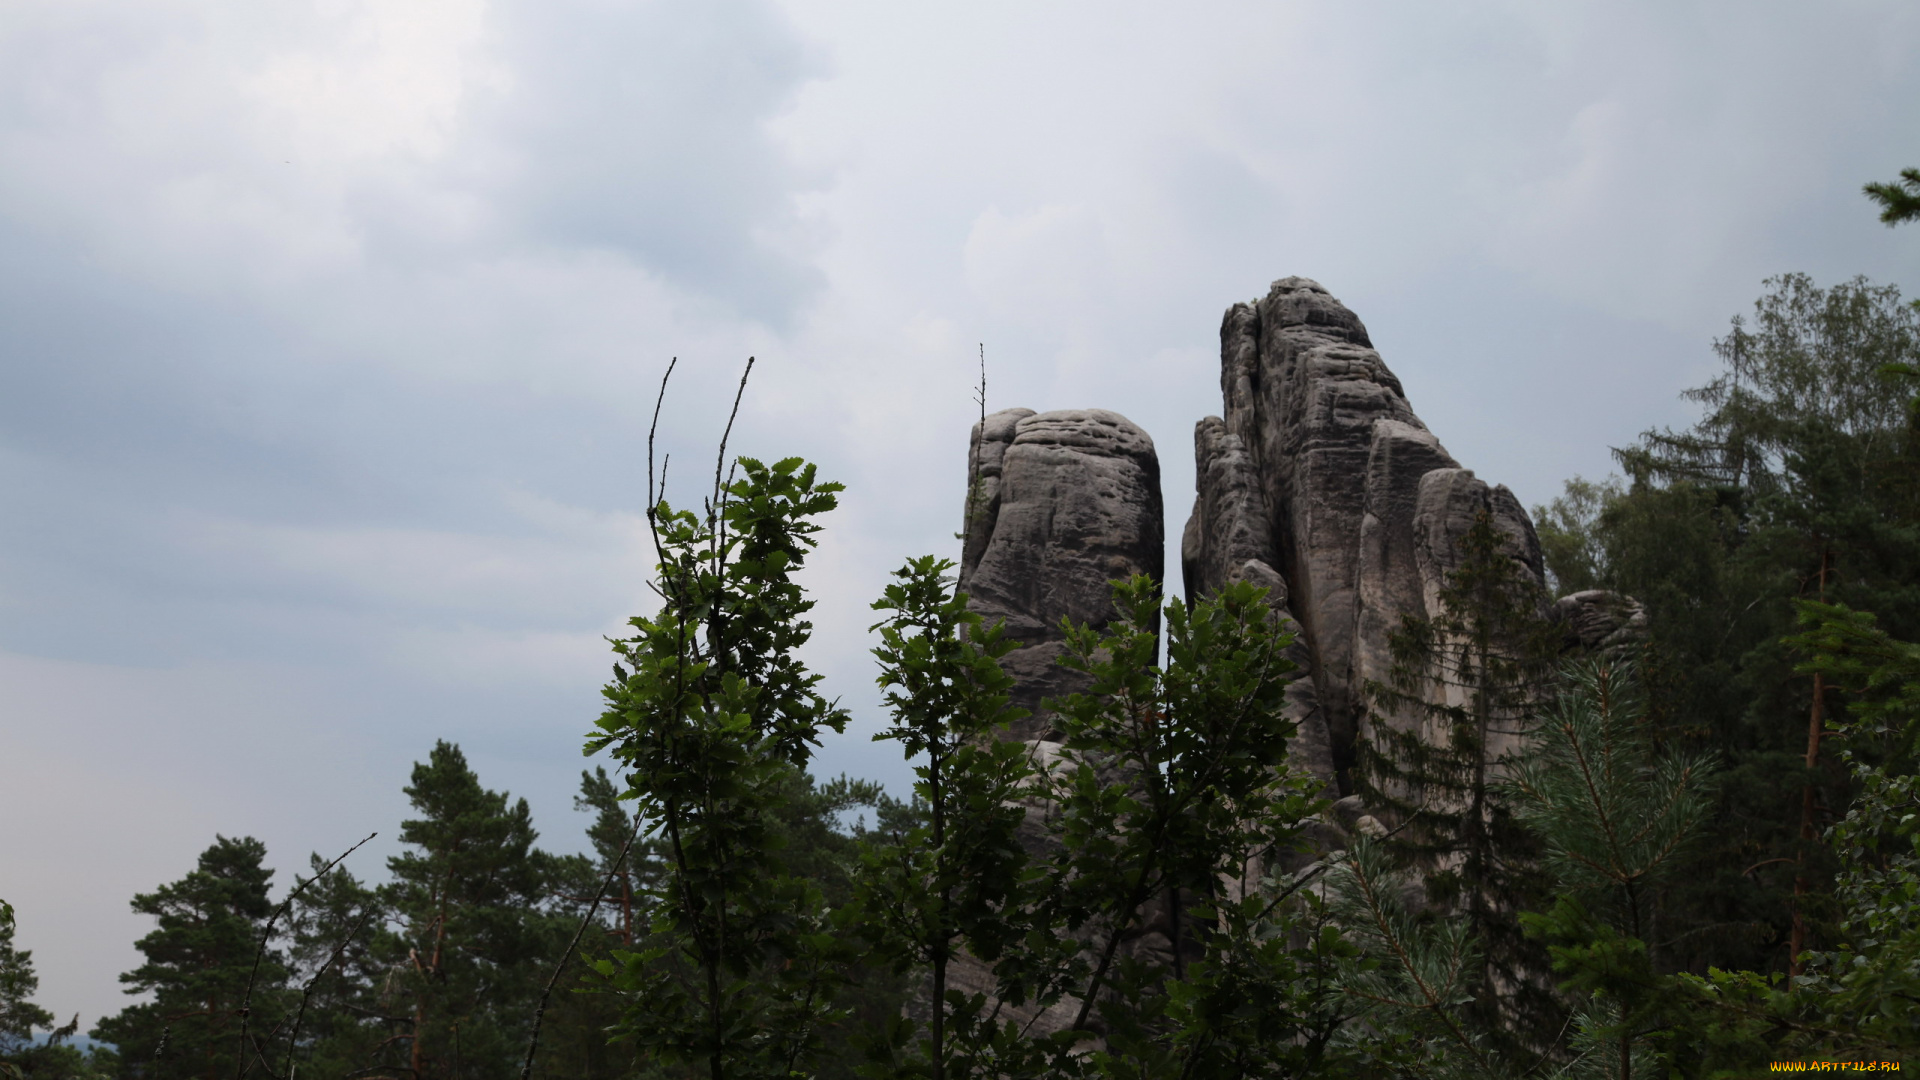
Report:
478,0,828,323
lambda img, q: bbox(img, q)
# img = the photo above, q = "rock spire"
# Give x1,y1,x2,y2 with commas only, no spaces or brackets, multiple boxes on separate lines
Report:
957,407,1164,740
1180,277,1545,792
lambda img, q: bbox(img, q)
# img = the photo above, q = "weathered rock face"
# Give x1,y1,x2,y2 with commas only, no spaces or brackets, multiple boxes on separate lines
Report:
1182,277,1545,792
1180,416,1335,784
958,408,1164,740
1551,590,1649,662
939,282,1649,1041
948,407,1165,1041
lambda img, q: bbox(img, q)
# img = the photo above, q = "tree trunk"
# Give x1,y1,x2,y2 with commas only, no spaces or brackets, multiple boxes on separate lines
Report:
1789,547,1830,980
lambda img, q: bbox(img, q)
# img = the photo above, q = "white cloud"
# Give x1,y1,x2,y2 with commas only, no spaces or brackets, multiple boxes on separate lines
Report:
964,204,1113,337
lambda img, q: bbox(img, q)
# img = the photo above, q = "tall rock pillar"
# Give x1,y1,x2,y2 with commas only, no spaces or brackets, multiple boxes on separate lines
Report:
1182,277,1545,794
958,408,1164,740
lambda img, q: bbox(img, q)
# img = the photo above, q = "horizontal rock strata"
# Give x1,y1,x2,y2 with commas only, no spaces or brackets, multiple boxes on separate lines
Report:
959,407,1164,740
1182,277,1546,793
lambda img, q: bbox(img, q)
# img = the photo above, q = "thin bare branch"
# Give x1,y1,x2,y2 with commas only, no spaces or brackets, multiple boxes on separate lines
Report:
519,792,650,1080
282,903,380,1080
235,832,376,1080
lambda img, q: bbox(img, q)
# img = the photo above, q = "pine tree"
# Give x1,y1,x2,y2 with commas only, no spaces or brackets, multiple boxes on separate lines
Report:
0,900,54,1062
1590,273,1920,976
92,836,286,1080
282,855,390,1078
1505,661,1716,1080
1358,506,1561,1048
520,768,668,1080
1323,837,1493,1079
376,741,559,1080
573,768,657,953
1864,168,1920,226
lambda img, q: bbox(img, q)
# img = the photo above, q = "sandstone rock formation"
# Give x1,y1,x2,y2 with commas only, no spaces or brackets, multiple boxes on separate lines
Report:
958,407,1164,740
935,278,1653,1048
1551,589,1649,662
1180,277,1546,794
945,407,1167,1041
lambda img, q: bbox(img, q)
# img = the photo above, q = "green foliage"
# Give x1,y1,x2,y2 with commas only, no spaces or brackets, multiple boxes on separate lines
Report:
375,741,563,1080
1331,664,1726,1080
92,836,286,1080
855,555,1036,1080
281,854,390,1079
1627,274,1919,482
1865,167,1920,227
519,765,661,1080
58,330,1920,1078
1359,505,1560,1046
1610,603,1920,1072
1033,576,1342,1077
1505,662,1716,940
589,455,854,1080
1534,475,1623,596
1551,273,1920,976
1323,837,1491,1079
0,902,110,1080
1520,898,1673,1080
1505,662,1716,1080
1153,872,1364,1080
855,567,1362,1080
0,901,53,1058
1785,602,1920,1055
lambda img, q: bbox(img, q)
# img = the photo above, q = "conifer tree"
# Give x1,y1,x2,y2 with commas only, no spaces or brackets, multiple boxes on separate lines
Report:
1323,837,1492,1080
1505,661,1716,1080
572,767,657,953
0,901,52,1061
514,768,662,1080
92,836,286,1080
1358,506,1560,1047
377,741,558,1080
282,855,390,1078
1576,273,1920,976
1865,167,1920,226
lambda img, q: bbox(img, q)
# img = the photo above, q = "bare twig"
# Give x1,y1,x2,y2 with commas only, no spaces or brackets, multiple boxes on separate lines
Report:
235,833,376,1079
280,904,381,1079
962,344,988,561
519,789,651,1079
708,358,755,614
647,358,678,521
712,357,756,523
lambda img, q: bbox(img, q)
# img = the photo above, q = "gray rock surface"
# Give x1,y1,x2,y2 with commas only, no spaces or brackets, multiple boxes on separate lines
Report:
1551,589,1649,661
939,280,1639,1042
1182,277,1549,794
1181,416,1336,785
958,407,1164,740
947,408,1165,1042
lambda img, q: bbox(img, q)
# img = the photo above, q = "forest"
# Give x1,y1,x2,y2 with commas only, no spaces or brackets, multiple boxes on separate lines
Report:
3,172,1919,1080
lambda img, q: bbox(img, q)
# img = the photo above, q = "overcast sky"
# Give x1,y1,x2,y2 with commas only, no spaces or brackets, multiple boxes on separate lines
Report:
2,0,1916,1029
